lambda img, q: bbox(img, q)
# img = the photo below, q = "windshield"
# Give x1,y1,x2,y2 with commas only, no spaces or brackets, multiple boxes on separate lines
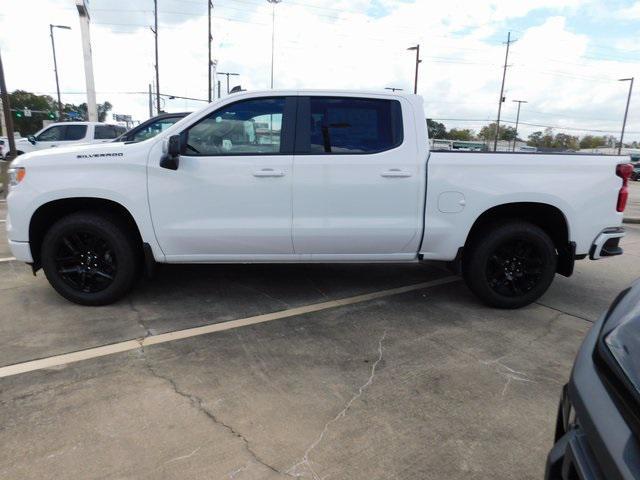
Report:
122,116,185,143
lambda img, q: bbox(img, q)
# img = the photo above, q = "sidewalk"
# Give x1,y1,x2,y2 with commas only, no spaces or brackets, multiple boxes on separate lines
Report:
625,181,640,224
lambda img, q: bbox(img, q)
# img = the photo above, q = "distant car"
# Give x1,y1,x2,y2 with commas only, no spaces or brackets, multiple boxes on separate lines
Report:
15,122,127,155
630,163,640,181
517,145,538,153
114,112,189,143
545,281,640,479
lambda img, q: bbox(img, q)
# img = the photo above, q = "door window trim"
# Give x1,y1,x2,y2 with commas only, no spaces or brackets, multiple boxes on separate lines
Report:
294,96,405,155
179,96,297,157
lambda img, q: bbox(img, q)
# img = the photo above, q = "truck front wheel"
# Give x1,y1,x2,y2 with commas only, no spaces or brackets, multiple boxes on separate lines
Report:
41,212,139,306
462,221,557,309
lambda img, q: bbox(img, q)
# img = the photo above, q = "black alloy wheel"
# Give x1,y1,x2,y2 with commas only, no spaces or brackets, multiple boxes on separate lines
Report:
41,212,139,306
463,221,557,309
486,238,544,297
54,231,117,293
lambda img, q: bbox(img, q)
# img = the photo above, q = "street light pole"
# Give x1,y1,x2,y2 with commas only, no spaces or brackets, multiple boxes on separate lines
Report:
153,0,161,115
49,24,71,120
618,77,634,155
407,45,421,94
267,0,281,89
208,0,213,102
218,71,239,94
385,87,403,92
512,99,527,152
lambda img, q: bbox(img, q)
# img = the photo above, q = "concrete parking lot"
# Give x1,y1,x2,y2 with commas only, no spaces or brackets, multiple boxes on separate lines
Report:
1,198,640,479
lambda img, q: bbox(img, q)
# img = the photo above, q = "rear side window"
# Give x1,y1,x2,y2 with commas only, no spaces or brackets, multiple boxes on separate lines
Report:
301,97,403,154
64,125,88,141
94,125,118,139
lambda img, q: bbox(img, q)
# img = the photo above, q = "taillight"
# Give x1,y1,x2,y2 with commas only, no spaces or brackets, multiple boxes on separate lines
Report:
616,163,633,212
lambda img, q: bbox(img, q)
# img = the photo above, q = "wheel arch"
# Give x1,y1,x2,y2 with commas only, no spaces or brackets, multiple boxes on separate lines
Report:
29,197,145,270
463,202,574,276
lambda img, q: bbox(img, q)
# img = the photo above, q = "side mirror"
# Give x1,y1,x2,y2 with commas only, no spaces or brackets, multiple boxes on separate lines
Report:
160,134,180,170
28,135,36,145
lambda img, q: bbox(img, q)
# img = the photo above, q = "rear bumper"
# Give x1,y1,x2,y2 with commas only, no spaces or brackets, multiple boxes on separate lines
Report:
8,240,32,262
590,227,625,260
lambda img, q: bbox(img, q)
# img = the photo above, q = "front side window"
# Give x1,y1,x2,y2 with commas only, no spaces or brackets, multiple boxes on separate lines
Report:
64,125,88,141
131,117,181,143
94,125,118,140
184,98,284,156
306,97,403,154
36,125,66,141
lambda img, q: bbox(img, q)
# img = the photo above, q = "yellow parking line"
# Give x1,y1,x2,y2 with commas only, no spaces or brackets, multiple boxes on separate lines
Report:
0,276,459,378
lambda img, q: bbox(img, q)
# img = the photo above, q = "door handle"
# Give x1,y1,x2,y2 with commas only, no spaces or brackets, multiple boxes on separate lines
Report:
381,169,412,178
253,168,284,177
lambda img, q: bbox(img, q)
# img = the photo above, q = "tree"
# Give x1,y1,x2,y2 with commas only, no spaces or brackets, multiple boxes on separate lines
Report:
8,90,114,135
478,122,517,142
528,128,578,150
527,131,543,147
447,128,475,141
427,119,447,139
553,133,579,150
8,90,57,135
63,101,113,122
579,135,607,149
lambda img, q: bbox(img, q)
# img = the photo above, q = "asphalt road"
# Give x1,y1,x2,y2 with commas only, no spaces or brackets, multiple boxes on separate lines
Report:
1,199,640,479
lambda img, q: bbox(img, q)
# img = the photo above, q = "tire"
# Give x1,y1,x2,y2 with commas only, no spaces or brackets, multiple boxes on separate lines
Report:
41,212,139,306
462,221,557,309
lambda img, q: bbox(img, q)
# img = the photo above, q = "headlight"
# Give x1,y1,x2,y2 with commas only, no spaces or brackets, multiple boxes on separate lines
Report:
8,167,26,187
605,314,640,394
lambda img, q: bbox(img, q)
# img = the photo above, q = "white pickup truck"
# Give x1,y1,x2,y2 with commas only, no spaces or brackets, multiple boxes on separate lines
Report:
5,90,630,307
14,122,127,155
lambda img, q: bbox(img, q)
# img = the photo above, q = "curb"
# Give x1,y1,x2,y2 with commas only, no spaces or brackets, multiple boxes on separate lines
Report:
623,217,640,224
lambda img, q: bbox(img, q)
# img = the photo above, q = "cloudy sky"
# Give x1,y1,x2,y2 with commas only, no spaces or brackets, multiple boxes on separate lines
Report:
1,0,639,141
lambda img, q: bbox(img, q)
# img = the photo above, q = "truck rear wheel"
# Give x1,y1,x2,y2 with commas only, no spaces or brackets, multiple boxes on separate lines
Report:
462,221,557,309
41,212,139,306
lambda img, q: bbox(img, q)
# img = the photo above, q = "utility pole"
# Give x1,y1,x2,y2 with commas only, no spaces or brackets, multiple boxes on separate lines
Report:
148,83,153,118
218,71,239,94
217,80,221,99
151,0,160,115
267,0,281,89
0,50,16,199
76,0,98,121
494,31,515,152
208,0,213,102
49,24,71,120
407,45,421,94
512,99,527,152
618,77,634,155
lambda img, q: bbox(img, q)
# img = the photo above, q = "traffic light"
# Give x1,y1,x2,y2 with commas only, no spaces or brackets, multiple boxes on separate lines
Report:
48,111,56,119
14,110,23,119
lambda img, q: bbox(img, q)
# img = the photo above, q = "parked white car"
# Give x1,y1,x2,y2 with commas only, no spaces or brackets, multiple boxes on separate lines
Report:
5,90,631,307
14,122,126,155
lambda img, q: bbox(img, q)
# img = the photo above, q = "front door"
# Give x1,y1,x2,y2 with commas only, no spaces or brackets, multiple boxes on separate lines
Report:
292,96,423,257
35,124,88,149
147,96,296,260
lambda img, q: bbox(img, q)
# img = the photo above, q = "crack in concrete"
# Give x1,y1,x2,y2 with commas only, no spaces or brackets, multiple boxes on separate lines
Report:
286,330,387,480
480,358,534,397
534,301,594,324
128,298,153,338
140,348,290,478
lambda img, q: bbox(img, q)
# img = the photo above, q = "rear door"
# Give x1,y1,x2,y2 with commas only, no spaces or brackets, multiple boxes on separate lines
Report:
93,125,120,143
292,95,423,256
